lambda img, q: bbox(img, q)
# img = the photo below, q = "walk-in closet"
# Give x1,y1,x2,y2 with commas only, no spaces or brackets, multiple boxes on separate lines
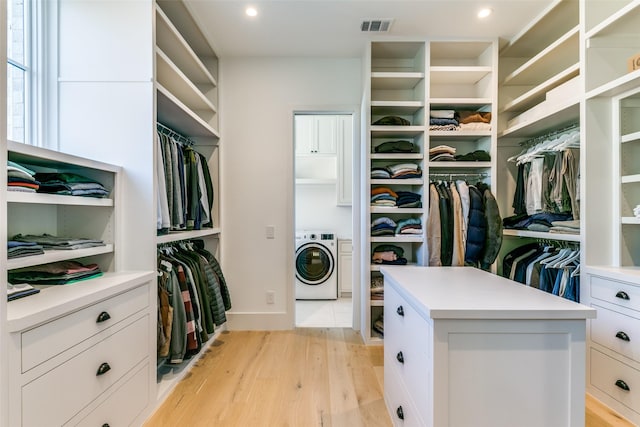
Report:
2,0,640,425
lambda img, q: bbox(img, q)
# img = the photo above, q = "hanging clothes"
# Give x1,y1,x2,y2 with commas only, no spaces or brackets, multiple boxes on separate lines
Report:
156,127,216,234
157,240,231,366
427,180,502,269
500,242,580,302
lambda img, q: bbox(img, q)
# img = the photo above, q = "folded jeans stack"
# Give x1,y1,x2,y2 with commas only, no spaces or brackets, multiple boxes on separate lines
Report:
7,240,45,259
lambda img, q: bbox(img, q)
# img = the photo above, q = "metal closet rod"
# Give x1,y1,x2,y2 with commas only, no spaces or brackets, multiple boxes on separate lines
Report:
156,122,195,146
520,122,580,148
429,172,489,180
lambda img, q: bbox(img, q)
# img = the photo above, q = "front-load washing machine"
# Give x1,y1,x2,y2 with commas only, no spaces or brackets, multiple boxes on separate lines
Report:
295,231,337,300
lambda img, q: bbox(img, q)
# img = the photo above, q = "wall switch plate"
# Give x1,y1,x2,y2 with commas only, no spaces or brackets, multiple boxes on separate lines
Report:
266,290,275,304
266,225,275,239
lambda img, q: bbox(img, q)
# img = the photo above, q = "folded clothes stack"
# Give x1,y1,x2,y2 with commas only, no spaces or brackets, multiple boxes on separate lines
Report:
372,244,407,265
549,219,580,235
457,111,492,131
11,233,106,250
7,161,39,193
372,313,384,337
371,187,397,207
372,115,411,126
371,217,397,236
8,240,45,259
35,172,109,198
370,275,384,301
7,283,40,301
429,145,456,161
8,260,103,285
395,191,422,208
395,217,422,235
373,140,416,153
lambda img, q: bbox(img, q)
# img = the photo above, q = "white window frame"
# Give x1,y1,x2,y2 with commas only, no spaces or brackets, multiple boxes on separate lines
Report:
7,0,51,147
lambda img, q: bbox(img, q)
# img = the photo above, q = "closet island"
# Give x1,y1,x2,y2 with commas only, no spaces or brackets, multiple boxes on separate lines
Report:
381,266,596,427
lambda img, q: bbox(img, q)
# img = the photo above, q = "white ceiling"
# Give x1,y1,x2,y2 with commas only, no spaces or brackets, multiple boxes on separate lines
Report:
185,0,556,58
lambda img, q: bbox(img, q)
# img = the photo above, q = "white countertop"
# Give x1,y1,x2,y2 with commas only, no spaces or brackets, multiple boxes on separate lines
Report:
381,266,596,320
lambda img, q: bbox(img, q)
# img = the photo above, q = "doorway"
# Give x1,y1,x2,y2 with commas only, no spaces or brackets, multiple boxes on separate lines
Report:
293,112,354,328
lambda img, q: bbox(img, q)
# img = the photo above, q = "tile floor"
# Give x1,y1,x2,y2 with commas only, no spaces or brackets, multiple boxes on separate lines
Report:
295,297,353,327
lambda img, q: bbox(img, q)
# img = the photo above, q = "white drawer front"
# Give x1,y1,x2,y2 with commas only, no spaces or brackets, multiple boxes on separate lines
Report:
591,275,640,313
590,348,640,415
385,361,426,427
22,315,149,427
338,240,353,253
592,304,640,362
384,285,431,412
68,362,149,427
22,284,149,373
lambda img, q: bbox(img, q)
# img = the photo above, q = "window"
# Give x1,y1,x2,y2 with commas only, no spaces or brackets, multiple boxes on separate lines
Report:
7,0,29,143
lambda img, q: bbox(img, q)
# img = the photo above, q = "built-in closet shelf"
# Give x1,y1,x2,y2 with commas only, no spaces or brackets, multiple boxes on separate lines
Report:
502,26,579,86
370,178,423,185
6,192,114,207
500,0,578,58
428,162,492,169
586,69,640,99
499,99,579,138
430,98,492,107
621,217,640,225
295,178,336,185
370,126,424,137
429,130,492,137
429,66,492,85
370,72,425,90
371,236,424,243
622,131,640,144
156,228,221,245
157,86,219,141
502,229,581,242
370,263,418,272
7,244,115,270
371,101,424,115
501,63,580,113
155,5,217,88
156,48,217,113
371,153,423,160
8,141,121,173
157,324,226,401
585,0,640,39
370,207,424,214
6,271,154,332
370,300,384,307
621,174,640,184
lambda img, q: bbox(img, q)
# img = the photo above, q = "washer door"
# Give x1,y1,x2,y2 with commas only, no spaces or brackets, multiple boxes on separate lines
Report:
295,242,335,285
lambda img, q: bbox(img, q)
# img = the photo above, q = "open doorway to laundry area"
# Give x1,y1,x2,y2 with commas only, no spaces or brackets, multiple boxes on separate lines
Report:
293,111,354,328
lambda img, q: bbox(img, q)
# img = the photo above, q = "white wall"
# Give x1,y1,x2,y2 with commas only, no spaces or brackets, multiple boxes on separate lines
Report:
220,57,361,329
295,184,352,238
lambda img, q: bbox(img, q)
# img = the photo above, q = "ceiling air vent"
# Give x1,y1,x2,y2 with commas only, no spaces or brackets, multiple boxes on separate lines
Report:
361,19,393,32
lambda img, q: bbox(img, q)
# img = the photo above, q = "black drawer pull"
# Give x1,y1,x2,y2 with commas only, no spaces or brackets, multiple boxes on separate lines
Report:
396,306,404,316
396,406,404,420
616,291,630,300
615,379,630,391
96,362,111,376
102,424,110,427
616,331,631,342
96,311,111,323
396,351,404,364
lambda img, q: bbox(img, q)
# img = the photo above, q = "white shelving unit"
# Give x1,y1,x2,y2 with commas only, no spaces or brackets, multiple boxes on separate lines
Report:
4,142,157,427
153,0,226,407
582,0,640,423
497,0,581,248
362,39,497,345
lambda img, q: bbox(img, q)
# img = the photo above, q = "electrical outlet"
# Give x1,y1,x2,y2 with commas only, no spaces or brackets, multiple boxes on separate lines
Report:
266,290,275,304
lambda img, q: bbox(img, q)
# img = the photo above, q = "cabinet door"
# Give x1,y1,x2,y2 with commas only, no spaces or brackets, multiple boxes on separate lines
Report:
339,253,352,294
295,115,316,155
337,115,353,205
316,115,337,154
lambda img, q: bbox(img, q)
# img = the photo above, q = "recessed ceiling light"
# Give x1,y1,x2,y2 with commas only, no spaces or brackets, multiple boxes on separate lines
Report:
478,8,492,18
245,6,257,17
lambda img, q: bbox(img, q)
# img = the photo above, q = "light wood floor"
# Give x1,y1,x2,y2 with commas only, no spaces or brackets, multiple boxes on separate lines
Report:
147,329,635,427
